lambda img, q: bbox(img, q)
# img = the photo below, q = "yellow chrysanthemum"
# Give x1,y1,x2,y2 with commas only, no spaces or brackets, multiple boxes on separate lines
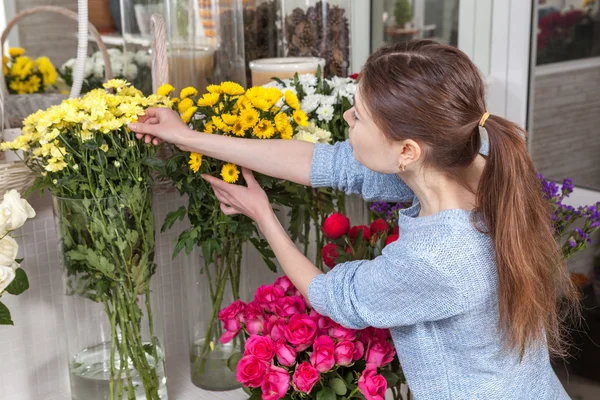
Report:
157,83,175,97
293,109,309,127
178,97,195,113
213,102,225,113
180,87,198,99
2,55,8,65
2,65,7,76
206,84,222,94
197,92,220,107
220,81,245,96
221,163,240,183
231,120,246,137
99,144,109,152
253,119,275,139
221,113,237,125
239,108,259,129
212,116,231,133
204,122,215,133
245,86,266,100
265,87,283,104
274,112,289,132
250,97,271,112
26,75,42,93
8,47,25,57
182,106,198,124
45,157,67,173
284,90,300,110
35,57,57,86
189,152,202,173
10,56,35,80
281,124,294,140
103,79,129,90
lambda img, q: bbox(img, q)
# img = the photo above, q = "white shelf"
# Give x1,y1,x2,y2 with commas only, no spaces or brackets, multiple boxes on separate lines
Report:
166,354,247,400
85,33,152,48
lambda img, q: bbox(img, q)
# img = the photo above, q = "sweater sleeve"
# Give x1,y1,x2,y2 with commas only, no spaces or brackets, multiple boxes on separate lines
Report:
309,141,414,202
307,245,466,329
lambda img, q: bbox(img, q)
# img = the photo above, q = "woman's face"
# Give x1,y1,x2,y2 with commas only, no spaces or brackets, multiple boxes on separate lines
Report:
343,88,404,174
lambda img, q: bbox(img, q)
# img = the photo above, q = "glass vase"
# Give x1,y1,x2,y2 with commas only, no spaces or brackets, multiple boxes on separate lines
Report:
185,239,248,391
242,0,282,85
53,194,167,400
165,0,247,91
280,0,351,77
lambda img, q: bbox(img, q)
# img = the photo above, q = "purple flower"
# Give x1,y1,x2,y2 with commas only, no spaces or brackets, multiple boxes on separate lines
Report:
568,237,577,247
561,178,574,196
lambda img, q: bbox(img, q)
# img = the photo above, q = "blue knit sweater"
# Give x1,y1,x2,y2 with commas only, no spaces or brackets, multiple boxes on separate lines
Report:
307,141,569,400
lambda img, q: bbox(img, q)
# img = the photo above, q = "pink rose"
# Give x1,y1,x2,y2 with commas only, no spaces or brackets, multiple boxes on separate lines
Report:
275,295,306,317
292,361,320,393
309,335,335,373
219,300,246,334
353,340,365,360
309,309,333,335
243,301,266,335
245,335,275,362
365,339,395,368
220,330,237,344
329,322,358,341
236,355,269,388
284,314,317,351
334,340,357,366
261,365,290,400
267,316,288,342
274,339,297,366
360,327,390,347
255,284,285,305
273,276,296,295
358,368,387,400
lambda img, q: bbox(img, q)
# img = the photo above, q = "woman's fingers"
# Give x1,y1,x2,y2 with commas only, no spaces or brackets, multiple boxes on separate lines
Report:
220,202,239,215
241,168,258,188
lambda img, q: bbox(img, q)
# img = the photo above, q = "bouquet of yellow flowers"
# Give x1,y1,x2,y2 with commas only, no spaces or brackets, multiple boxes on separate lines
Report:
3,47,58,94
1,79,172,399
159,81,309,388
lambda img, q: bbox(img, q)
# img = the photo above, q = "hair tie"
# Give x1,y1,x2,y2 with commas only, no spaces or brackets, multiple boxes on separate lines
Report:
479,111,491,127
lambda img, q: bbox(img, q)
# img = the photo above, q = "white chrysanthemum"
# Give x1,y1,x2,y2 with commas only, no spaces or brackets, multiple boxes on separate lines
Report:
134,50,151,67
298,74,318,87
316,104,335,122
302,83,316,96
300,94,321,114
293,130,319,143
262,80,285,90
123,63,138,80
91,61,103,79
319,95,336,106
61,58,76,73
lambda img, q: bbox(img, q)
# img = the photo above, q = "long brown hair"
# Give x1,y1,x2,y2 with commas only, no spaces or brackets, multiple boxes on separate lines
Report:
359,40,578,357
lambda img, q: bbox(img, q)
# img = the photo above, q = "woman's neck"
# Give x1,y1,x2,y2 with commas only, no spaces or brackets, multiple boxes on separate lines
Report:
401,155,486,217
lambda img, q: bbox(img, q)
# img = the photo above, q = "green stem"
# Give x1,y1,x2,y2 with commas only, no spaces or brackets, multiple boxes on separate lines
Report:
104,299,117,400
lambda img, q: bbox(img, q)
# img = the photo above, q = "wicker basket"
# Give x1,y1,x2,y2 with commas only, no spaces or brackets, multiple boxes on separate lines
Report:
0,6,113,197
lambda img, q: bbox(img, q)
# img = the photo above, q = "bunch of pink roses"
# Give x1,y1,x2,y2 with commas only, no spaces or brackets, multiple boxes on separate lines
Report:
219,275,405,400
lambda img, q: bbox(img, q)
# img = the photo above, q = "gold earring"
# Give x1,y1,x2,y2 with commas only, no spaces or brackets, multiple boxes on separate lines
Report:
398,162,406,172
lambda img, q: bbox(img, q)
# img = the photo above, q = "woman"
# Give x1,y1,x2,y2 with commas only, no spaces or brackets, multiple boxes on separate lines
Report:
129,40,576,399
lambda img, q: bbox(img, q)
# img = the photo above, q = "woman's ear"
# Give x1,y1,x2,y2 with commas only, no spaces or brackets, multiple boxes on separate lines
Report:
396,139,422,168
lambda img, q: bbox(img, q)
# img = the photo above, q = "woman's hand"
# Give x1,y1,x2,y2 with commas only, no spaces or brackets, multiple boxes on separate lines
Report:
202,168,274,225
128,107,196,151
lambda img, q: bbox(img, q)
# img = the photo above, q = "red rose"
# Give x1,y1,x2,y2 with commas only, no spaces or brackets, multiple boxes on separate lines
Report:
350,73,360,80
261,365,290,400
255,284,285,306
245,334,275,362
370,218,389,237
292,361,320,393
385,234,399,246
392,225,399,235
309,335,336,373
273,276,295,295
360,327,391,347
284,314,317,351
539,12,561,32
349,225,372,242
322,243,339,268
236,355,269,388
358,367,387,400
323,213,350,239
219,300,246,334
559,10,584,29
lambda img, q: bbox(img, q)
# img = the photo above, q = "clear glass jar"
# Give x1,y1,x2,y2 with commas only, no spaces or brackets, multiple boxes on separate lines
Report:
280,0,351,77
185,240,249,391
165,0,247,91
54,194,167,400
242,0,282,85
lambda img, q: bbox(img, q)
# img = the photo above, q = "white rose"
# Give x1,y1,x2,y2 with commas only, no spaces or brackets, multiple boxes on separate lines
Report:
316,104,335,122
0,236,18,268
0,265,16,294
0,190,35,232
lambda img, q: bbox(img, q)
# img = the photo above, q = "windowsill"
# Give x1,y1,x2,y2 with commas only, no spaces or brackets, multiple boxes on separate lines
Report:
535,56,600,76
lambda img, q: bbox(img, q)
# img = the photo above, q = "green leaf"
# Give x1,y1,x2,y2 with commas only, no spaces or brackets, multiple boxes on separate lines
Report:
143,156,164,169
227,352,244,372
345,371,354,384
316,387,337,400
0,301,13,325
249,393,262,400
381,370,400,388
5,268,29,295
329,378,347,395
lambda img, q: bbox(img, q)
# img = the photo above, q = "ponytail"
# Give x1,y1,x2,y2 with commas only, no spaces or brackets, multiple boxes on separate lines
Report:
476,115,579,358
